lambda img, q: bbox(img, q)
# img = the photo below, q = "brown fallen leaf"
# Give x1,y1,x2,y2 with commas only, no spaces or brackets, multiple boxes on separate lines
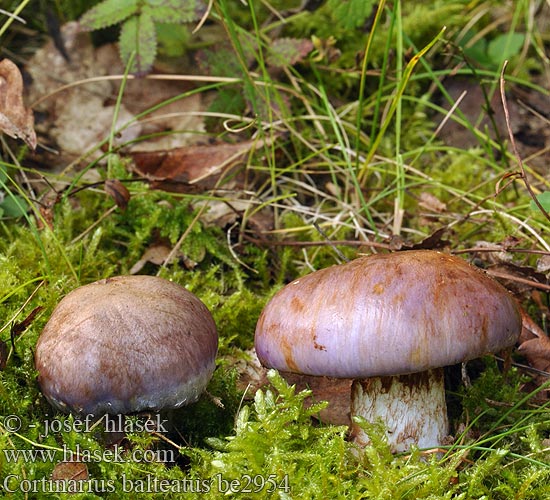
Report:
129,243,199,274
130,244,172,274
38,204,55,230
230,348,352,426
531,290,550,317
407,227,451,251
0,59,37,149
418,192,447,213
51,460,89,482
518,335,550,374
482,260,550,295
26,23,204,169
518,304,546,344
104,179,130,211
282,372,353,426
129,138,268,193
536,255,550,274
517,307,550,398
231,349,270,394
10,306,44,339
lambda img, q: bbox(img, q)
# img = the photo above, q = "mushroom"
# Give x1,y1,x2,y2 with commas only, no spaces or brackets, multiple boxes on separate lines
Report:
35,275,217,416
254,250,522,452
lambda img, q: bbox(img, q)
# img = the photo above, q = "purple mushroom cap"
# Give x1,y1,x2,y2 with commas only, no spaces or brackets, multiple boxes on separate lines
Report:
255,250,521,378
36,275,217,416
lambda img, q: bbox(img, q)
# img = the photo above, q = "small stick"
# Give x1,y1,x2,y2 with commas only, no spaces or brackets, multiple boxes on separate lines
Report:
499,61,550,224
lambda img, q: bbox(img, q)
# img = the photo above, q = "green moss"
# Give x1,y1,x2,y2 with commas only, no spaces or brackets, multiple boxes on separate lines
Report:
2,0,550,496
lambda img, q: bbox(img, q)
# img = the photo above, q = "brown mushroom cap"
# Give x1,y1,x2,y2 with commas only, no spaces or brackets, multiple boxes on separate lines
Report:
255,250,521,378
36,275,217,415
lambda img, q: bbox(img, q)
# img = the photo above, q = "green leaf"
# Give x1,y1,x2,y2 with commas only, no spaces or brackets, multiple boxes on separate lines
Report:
0,194,28,218
119,11,157,75
80,0,139,30
149,0,200,24
530,191,550,213
487,33,525,65
327,0,374,30
463,37,493,67
156,23,191,57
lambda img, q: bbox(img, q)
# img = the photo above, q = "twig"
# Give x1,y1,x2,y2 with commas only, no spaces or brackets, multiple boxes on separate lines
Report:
0,281,45,337
500,61,550,224
312,221,350,262
0,8,26,24
192,0,213,34
453,246,550,257
160,204,208,272
241,234,392,251
433,90,467,138
485,269,550,292
227,222,258,273
494,356,550,379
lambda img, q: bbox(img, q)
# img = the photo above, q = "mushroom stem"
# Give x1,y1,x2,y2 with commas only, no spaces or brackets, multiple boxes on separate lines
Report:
350,368,448,453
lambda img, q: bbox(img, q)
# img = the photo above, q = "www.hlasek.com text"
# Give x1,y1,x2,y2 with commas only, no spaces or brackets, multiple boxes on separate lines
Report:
3,444,175,465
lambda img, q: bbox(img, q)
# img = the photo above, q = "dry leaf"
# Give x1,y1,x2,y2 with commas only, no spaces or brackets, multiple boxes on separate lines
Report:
26,23,204,169
403,227,450,251
26,24,140,164
0,59,36,149
10,306,44,338
518,335,550,374
130,244,172,274
486,261,548,295
129,139,266,192
517,308,550,395
536,254,550,274
129,243,197,274
418,192,446,213
38,204,55,230
104,179,130,211
231,348,270,394
282,372,353,426
230,348,352,425
530,290,550,317
518,305,546,344
51,460,89,482
267,38,314,67
197,195,274,234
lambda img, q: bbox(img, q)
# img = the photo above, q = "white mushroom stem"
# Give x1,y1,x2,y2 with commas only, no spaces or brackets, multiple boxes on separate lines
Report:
350,368,448,453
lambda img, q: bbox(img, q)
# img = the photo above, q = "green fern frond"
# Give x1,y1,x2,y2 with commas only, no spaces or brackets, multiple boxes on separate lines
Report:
79,0,139,30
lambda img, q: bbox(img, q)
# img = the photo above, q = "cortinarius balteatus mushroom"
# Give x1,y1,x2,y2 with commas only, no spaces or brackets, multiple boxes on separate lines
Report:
36,275,217,416
254,250,522,452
